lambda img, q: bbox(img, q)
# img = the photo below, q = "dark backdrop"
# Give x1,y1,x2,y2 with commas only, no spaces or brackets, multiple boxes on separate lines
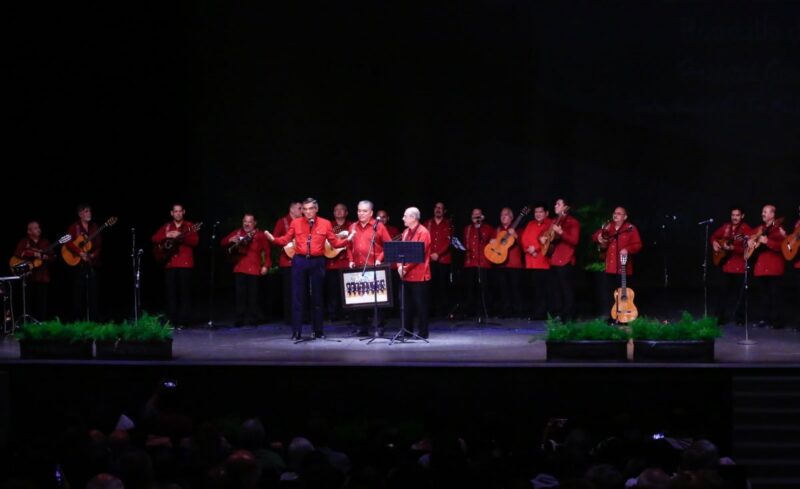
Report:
7,1,799,321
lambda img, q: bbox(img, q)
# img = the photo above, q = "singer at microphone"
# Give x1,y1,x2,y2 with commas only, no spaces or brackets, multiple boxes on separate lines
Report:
463,208,496,316
591,206,644,315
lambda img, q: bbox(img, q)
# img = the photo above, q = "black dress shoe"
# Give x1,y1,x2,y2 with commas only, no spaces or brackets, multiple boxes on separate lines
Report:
312,332,326,340
356,329,369,337
290,332,300,340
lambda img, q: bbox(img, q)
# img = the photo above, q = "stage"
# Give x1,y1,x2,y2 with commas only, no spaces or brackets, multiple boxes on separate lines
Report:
1,319,799,366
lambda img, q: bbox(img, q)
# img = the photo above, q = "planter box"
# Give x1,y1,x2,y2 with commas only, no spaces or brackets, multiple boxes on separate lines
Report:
546,340,628,362
95,339,173,360
19,340,94,360
633,340,714,363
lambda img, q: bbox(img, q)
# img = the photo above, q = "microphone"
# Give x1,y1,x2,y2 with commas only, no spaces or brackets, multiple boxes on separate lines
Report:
697,218,714,225
213,220,221,226
308,218,315,228
665,215,677,220
137,248,144,256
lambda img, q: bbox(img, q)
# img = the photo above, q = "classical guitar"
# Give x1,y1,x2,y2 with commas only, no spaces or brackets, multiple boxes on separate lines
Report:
781,224,800,261
324,223,347,259
484,206,530,264
153,222,203,263
61,217,118,266
540,206,570,257
611,253,638,324
9,235,72,274
711,231,746,267
744,217,784,261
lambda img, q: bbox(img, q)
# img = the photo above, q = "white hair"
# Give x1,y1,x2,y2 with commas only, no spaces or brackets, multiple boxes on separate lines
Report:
405,207,421,220
357,200,374,210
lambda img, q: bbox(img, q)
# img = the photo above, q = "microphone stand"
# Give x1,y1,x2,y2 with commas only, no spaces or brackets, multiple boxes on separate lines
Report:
361,220,389,344
131,227,140,325
702,221,710,317
737,240,756,346
208,221,219,329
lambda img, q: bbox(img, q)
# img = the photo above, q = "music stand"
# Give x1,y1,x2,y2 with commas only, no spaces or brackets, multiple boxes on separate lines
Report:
384,241,428,344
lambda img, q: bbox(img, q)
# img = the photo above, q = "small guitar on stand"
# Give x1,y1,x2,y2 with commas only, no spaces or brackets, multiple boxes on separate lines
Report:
9,235,73,274
744,217,784,261
153,222,204,262
611,253,638,324
540,205,570,257
61,217,118,266
484,206,530,264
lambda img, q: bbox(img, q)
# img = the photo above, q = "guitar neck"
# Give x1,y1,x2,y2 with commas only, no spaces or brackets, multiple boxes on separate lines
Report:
620,262,627,294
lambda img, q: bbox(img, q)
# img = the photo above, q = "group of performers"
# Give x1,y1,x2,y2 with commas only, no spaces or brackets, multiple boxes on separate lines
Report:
7,200,800,339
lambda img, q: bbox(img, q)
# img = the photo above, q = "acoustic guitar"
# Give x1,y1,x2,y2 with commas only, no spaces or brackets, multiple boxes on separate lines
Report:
540,206,570,257
611,253,638,324
711,232,746,267
9,235,72,274
61,217,118,266
484,206,530,264
227,229,257,254
324,223,348,259
153,222,203,263
744,217,784,261
781,224,800,261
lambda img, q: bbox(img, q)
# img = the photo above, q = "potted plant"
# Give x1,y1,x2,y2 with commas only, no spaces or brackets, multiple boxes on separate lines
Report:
631,312,721,363
15,319,95,359
93,313,173,360
545,317,630,362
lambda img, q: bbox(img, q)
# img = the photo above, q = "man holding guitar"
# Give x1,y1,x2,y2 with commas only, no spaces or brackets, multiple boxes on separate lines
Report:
462,208,496,319
491,207,526,318
750,204,786,329
12,221,55,320
325,203,352,322
521,203,552,320
273,201,303,325
546,198,581,322
592,207,643,319
222,213,271,326
151,204,200,328
64,204,106,321
709,206,751,325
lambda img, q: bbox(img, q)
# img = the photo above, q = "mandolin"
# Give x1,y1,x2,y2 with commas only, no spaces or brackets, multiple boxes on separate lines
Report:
744,217,784,261
782,224,800,261
611,253,638,324
153,222,203,262
540,206,570,257
9,235,72,274
227,229,257,254
61,217,118,266
484,206,530,264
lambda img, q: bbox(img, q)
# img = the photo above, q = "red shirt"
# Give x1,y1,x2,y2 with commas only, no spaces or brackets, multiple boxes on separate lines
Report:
520,219,552,269
424,218,454,265
463,224,496,268
710,222,752,274
273,214,294,268
151,221,199,269
549,215,580,267
15,237,54,283
493,225,524,269
272,217,349,258
384,224,401,241
326,220,353,270
592,223,643,275
347,219,393,266
753,222,786,277
398,224,431,282
221,228,271,275
65,220,103,266
794,220,800,270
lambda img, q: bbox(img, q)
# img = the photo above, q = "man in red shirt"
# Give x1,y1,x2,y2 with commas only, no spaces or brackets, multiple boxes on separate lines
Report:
548,198,581,321
462,208,496,320
151,204,200,328
13,221,55,321
398,207,432,339
520,203,552,320
424,202,455,318
592,206,643,318
347,200,393,335
792,210,800,330
273,201,303,324
709,206,752,325
222,213,271,326
65,203,103,321
266,198,352,339
492,207,525,318
325,203,353,321
750,204,786,329
377,209,400,239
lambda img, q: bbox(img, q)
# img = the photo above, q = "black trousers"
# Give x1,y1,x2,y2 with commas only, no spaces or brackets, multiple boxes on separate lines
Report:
325,268,345,320
165,268,192,326
72,264,99,322
430,261,452,317
234,273,262,324
280,266,292,325
493,268,524,317
550,264,576,321
25,280,49,321
756,275,783,327
403,281,430,337
713,272,745,324
530,269,552,319
462,267,491,317
292,256,326,335
795,268,800,327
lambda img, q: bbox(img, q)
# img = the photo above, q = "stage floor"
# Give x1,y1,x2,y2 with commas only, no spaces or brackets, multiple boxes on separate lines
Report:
1,319,799,366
